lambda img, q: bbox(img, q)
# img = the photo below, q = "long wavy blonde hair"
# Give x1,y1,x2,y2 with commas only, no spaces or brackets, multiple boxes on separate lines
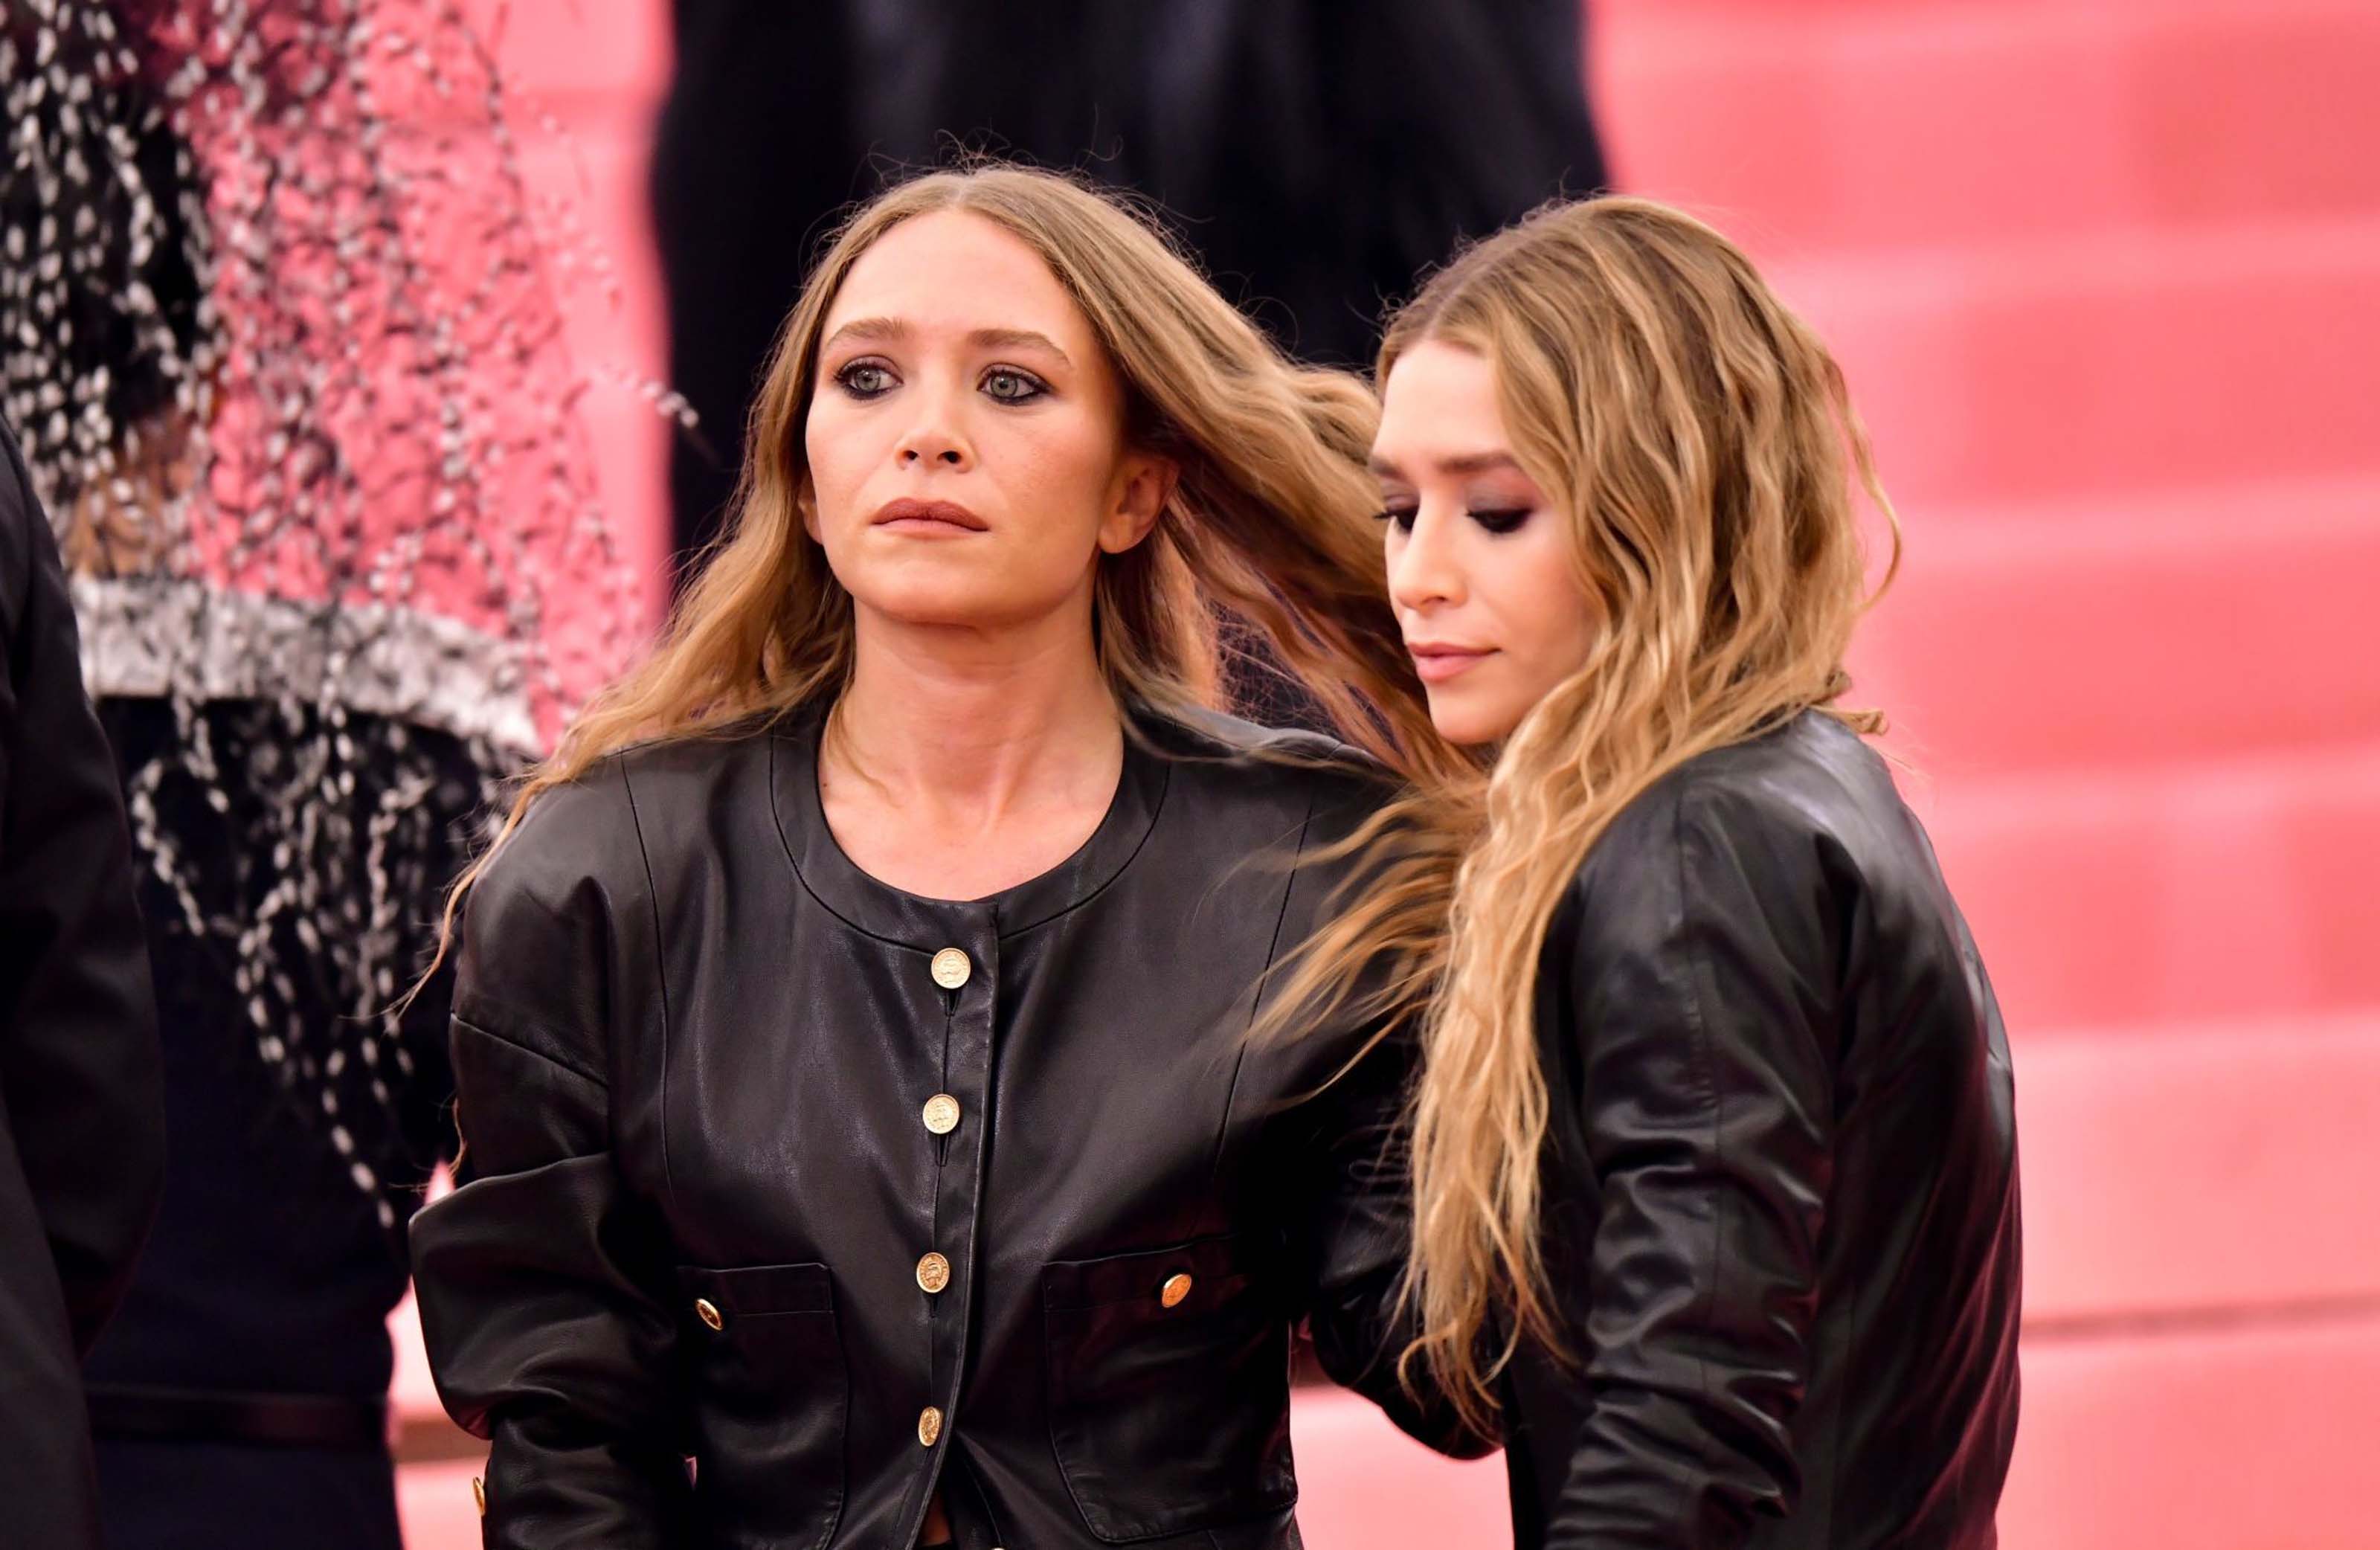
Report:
1370,196,1903,1422
434,164,1467,953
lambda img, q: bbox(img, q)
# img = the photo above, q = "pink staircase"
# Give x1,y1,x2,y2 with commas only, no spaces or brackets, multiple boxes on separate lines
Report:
1595,0,2380,1545
392,0,2380,1544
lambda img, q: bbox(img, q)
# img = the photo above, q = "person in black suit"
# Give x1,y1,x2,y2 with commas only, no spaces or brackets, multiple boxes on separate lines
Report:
0,413,169,1550
3,7,634,1546
652,0,1608,573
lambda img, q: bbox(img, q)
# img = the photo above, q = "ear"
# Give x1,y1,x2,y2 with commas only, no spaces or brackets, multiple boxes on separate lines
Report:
799,486,822,544
1097,451,1175,556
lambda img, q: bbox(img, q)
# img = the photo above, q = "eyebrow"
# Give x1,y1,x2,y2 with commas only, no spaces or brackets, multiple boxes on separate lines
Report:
820,317,1072,367
1366,450,1525,478
968,327,1071,365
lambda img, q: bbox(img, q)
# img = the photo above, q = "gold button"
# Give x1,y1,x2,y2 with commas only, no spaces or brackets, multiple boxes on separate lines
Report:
922,1093,961,1135
694,1297,724,1332
918,1405,945,1447
916,1252,952,1294
471,1476,486,1516
930,947,971,990
1160,1273,1194,1309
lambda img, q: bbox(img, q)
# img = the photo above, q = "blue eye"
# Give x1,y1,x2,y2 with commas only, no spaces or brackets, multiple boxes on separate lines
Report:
981,367,1047,404
837,361,895,398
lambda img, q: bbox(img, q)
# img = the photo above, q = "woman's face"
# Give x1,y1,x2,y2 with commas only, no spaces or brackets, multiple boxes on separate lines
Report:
804,209,1170,637
1372,339,1597,747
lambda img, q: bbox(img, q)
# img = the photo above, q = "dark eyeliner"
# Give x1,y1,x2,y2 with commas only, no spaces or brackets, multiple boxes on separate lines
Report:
980,366,1049,404
834,359,896,399
1469,507,1534,536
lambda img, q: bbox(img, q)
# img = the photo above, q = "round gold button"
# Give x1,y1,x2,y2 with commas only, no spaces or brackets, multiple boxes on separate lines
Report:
922,1093,961,1135
930,947,971,990
471,1476,486,1517
694,1297,724,1332
918,1405,945,1447
1160,1273,1194,1309
916,1252,952,1294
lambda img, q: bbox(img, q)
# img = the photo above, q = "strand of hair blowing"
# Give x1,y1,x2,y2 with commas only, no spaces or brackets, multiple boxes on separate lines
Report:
1368,199,1901,1427
417,164,1470,1000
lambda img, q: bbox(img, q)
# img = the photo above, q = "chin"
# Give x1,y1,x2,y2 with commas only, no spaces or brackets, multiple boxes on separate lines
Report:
1422,691,1519,750
840,563,1053,633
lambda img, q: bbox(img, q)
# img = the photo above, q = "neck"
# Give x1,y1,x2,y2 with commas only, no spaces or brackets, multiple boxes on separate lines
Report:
827,590,1123,820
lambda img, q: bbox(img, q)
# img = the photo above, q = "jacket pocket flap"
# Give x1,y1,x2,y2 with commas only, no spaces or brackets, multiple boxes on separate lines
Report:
675,1261,834,1316
1041,1234,1255,1312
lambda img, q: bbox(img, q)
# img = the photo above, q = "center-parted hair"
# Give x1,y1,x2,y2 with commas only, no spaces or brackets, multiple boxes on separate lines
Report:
1310,196,1903,1424
432,163,1467,967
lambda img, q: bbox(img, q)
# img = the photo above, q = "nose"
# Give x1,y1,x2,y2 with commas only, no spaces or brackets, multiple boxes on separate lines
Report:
1387,501,1466,617
895,386,973,472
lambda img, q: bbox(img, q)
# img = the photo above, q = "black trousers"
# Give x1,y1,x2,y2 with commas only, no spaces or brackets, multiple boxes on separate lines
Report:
94,1440,403,1550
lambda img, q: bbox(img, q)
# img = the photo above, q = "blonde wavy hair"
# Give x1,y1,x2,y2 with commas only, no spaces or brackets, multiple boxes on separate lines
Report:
1366,196,1902,1423
434,163,1467,954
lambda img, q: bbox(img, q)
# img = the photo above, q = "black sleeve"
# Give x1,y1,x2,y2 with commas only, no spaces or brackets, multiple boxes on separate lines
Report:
408,773,695,1547
1280,778,1495,1460
1546,784,1839,1549
0,419,166,1354
1290,1016,1496,1460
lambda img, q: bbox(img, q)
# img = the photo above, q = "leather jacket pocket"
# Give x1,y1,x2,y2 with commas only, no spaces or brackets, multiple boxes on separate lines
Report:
676,1261,847,1550
1043,1235,1296,1543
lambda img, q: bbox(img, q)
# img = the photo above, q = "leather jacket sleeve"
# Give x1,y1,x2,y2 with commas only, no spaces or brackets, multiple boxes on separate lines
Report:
409,769,696,1547
0,419,166,1355
1546,782,1839,1548
1293,1019,1496,1460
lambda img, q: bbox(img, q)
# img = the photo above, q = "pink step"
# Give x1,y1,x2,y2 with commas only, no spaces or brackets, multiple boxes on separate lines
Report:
1766,216,2380,509
2014,1012,2380,1322
2002,1309,2380,1550
1852,477,2380,776
398,1458,484,1550
1595,0,2380,255
1919,742,2380,1032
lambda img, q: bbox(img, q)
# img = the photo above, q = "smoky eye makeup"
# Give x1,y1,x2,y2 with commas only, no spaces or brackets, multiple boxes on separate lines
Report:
979,366,1051,404
832,357,898,398
1467,506,1535,536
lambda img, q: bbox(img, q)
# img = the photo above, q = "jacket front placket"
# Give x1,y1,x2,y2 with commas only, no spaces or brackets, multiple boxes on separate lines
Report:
899,906,1000,1543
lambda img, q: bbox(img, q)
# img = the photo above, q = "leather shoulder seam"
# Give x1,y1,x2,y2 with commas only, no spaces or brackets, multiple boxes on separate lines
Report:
452,1010,605,1090
614,753,677,1209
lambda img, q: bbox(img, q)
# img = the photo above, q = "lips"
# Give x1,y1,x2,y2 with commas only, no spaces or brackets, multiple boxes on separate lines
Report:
871,497,988,533
1406,643,1496,684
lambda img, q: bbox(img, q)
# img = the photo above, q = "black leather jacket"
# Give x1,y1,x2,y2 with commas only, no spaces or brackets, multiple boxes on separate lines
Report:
1501,713,2022,1550
410,705,1476,1550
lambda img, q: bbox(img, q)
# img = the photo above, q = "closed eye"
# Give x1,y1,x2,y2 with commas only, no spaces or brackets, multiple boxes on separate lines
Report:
1376,505,1418,533
1468,507,1534,536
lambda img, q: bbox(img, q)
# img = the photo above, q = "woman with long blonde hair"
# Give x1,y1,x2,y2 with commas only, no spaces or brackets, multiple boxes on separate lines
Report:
1368,199,2022,1547
407,164,1479,1550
